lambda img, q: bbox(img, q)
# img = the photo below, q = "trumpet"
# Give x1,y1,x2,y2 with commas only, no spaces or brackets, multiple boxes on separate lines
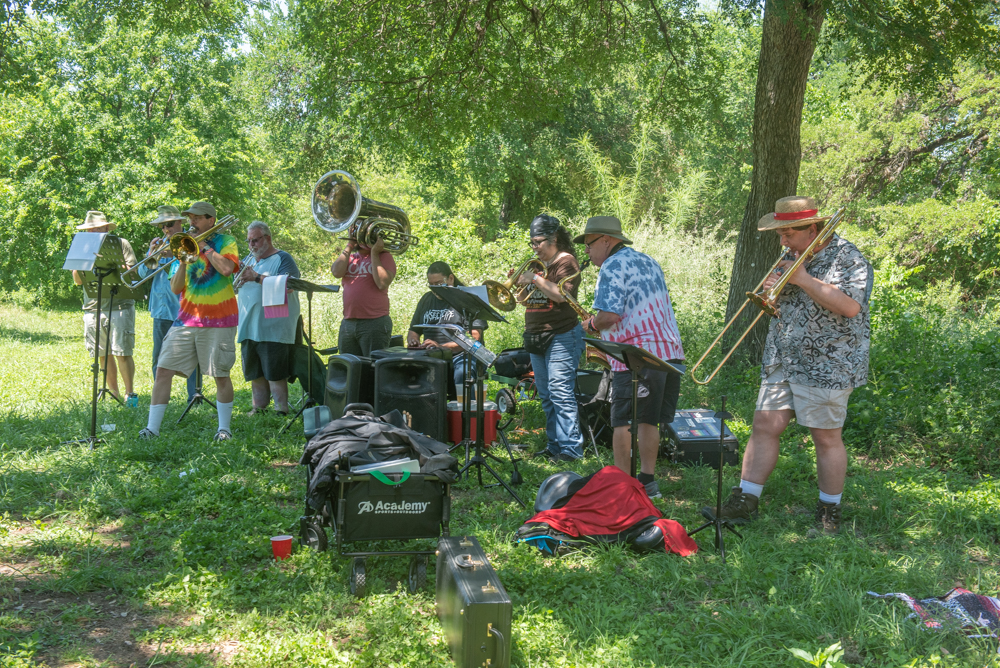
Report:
232,252,258,288
556,259,593,321
124,215,239,289
312,170,418,254
483,257,546,311
688,207,846,385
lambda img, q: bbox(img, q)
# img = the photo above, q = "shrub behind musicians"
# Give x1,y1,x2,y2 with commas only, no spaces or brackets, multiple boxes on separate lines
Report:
331,232,396,356
234,221,301,416
136,205,197,403
577,216,685,499
406,261,487,395
517,214,584,463
138,201,240,441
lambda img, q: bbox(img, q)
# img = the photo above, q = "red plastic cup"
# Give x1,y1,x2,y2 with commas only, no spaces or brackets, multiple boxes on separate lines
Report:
271,535,293,560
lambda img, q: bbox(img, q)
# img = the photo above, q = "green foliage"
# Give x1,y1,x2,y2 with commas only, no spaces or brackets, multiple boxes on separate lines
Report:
788,641,849,668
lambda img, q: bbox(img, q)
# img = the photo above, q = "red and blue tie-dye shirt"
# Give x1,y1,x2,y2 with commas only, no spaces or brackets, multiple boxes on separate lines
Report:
592,246,684,371
168,233,240,328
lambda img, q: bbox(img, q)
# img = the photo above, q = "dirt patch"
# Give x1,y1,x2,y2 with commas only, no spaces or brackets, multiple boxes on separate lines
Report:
1,587,236,667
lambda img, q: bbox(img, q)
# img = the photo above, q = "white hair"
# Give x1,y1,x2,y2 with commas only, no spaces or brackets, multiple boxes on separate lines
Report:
248,220,272,237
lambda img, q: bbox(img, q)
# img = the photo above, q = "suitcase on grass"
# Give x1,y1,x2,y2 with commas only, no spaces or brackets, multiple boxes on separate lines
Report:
436,536,512,668
662,408,739,468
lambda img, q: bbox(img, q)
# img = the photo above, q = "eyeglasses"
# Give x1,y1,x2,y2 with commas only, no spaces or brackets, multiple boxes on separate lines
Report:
246,236,265,245
529,237,550,248
584,236,603,250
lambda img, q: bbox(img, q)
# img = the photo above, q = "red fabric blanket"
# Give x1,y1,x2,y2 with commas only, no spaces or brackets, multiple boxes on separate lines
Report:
526,466,698,556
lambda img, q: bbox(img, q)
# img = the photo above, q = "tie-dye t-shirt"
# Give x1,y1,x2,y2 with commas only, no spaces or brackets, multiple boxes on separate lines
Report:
592,246,684,372
168,233,240,328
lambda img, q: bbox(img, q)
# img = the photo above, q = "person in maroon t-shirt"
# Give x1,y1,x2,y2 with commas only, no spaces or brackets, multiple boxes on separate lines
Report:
331,233,397,355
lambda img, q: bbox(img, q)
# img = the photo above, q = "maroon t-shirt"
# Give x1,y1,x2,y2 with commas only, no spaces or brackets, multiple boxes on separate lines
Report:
524,253,581,334
341,250,396,319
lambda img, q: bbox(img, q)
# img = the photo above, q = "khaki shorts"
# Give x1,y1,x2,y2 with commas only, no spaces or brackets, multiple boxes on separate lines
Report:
157,326,237,378
84,306,135,357
756,367,853,430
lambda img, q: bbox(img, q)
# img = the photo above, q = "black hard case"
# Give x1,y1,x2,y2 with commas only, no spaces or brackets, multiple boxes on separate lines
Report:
662,409,740,469
436,536,512,668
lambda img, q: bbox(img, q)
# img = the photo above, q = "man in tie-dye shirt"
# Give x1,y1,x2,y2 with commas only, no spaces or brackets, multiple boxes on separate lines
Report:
139,201,241,442
576,216,684,500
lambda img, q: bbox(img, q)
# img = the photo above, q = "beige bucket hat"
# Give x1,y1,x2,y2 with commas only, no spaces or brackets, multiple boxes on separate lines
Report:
181,201,217,217
150,205,186,226
757,196,831,231
572,215,633,245
75,210,117,231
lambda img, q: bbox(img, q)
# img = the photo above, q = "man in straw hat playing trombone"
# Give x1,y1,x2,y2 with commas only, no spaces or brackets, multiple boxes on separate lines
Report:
138,201,241,442
706,196,873,535
71,210,139,407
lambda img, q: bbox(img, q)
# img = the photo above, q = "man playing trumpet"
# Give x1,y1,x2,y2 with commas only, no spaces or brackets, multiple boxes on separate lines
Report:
708,196,873,535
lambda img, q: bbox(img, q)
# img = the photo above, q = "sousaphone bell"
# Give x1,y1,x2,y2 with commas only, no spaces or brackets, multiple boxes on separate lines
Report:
311,170,417,254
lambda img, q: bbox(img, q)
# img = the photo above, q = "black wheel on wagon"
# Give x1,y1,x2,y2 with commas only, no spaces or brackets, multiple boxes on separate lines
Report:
350,557,366,597
494,388,517,415
407,556,428,593
299,516,328,552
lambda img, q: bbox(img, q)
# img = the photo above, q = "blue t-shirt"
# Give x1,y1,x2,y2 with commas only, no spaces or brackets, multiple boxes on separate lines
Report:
236,251,301,344
592,246,684,371
137,256,181,321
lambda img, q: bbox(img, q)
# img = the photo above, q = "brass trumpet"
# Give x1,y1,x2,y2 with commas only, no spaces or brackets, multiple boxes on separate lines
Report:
124,215,239,289
688,207,846,385
483,257,546,312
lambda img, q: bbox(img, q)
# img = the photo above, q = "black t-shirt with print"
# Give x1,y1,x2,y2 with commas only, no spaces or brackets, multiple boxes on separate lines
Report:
408,291,488,344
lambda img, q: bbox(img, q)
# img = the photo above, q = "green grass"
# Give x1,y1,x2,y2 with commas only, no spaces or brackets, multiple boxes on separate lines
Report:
2,304,1000,667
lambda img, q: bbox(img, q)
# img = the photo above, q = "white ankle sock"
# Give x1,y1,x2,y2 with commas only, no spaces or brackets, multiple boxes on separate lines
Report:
739,480,764,498
819,491,842,505
217,401,233,433
146,404,167,435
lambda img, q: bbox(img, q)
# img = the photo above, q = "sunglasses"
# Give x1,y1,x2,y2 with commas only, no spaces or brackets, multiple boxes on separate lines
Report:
529,237,551,248
584,237,603,250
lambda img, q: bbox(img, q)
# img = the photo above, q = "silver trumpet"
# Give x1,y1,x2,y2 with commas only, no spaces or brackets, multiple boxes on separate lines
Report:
232,251,258,289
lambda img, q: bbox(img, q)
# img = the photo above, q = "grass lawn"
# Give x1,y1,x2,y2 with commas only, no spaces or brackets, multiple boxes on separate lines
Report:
2,303,999,667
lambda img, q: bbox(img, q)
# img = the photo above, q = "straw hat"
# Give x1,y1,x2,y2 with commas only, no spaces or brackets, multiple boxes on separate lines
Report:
149,205,186,226
75,210,117,231
757,196,831,231
572,216,633,245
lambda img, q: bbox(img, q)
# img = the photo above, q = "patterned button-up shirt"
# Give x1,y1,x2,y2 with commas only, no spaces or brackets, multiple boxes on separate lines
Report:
761,235,874,390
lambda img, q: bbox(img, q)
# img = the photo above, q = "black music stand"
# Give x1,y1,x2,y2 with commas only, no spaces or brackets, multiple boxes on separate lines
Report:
62,233,134,447
176,366,215,424
687,395,741,562
583,339,685,478
425,286,524,507
280,279,340,434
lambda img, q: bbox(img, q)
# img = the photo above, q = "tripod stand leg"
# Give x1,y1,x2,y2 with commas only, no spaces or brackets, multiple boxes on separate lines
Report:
279,394,313,435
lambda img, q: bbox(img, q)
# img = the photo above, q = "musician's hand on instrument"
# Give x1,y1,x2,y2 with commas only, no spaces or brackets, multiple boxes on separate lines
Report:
515,272,534,287
784,260,809,287
371,236,385,254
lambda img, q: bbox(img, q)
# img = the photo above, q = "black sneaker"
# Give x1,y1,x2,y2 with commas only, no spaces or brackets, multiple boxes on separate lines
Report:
701,486,759,524
644,480,662,500
137,428,158,440
815,500,842,535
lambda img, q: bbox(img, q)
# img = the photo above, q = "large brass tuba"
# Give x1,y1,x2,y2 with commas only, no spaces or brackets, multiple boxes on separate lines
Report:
311,170,417,254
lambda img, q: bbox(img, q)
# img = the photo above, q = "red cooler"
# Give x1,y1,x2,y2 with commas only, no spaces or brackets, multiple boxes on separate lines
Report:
447,401,499,446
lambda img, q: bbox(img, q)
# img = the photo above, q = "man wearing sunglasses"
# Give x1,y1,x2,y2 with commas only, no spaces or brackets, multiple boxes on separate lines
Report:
707,195,873,535
575,216,685,499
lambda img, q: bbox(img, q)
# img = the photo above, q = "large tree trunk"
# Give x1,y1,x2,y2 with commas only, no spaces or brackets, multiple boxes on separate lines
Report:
722,0,825,366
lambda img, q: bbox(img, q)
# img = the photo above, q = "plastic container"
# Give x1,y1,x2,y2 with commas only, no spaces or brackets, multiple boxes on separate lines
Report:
447,400,499,446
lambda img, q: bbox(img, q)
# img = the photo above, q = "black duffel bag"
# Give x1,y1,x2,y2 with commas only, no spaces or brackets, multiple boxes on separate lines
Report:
492,348,532,378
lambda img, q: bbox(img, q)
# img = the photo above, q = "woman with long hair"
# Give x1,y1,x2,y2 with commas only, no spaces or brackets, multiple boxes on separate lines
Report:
516,214,584,462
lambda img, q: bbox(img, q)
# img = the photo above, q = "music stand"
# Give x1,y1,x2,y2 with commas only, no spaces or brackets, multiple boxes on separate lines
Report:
175,366,215,424
280,279,339,434
582,339,685,478
687,395,741,562
424,286,524,507
62,233,135,447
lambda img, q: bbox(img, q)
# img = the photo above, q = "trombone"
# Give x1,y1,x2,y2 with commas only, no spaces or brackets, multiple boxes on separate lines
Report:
688,207,847,385
483,257,546,311
123,215,239,289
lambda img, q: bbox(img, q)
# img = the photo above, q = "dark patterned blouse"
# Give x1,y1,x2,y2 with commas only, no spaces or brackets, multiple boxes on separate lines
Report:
761,235,874,390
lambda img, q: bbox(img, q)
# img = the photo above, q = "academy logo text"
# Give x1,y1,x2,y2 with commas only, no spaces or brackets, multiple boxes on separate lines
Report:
357,500,431,515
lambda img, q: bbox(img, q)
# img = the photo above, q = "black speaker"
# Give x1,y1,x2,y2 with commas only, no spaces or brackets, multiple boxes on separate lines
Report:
324,354,375,420
374,356,449,441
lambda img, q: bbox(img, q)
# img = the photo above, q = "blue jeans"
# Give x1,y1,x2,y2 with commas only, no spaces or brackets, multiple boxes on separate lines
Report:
152,318,198,401
529,325,584,459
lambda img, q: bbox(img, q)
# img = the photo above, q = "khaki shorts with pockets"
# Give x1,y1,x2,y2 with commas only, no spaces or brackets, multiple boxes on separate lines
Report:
157,326,237,378
756,366,853,430
84,306,135,357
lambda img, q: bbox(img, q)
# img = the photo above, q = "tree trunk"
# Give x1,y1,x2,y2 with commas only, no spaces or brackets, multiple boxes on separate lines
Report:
722,0,825,366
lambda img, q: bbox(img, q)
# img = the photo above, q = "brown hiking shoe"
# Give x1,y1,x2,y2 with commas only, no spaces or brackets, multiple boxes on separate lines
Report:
701,486,759,524
815,501,842,535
